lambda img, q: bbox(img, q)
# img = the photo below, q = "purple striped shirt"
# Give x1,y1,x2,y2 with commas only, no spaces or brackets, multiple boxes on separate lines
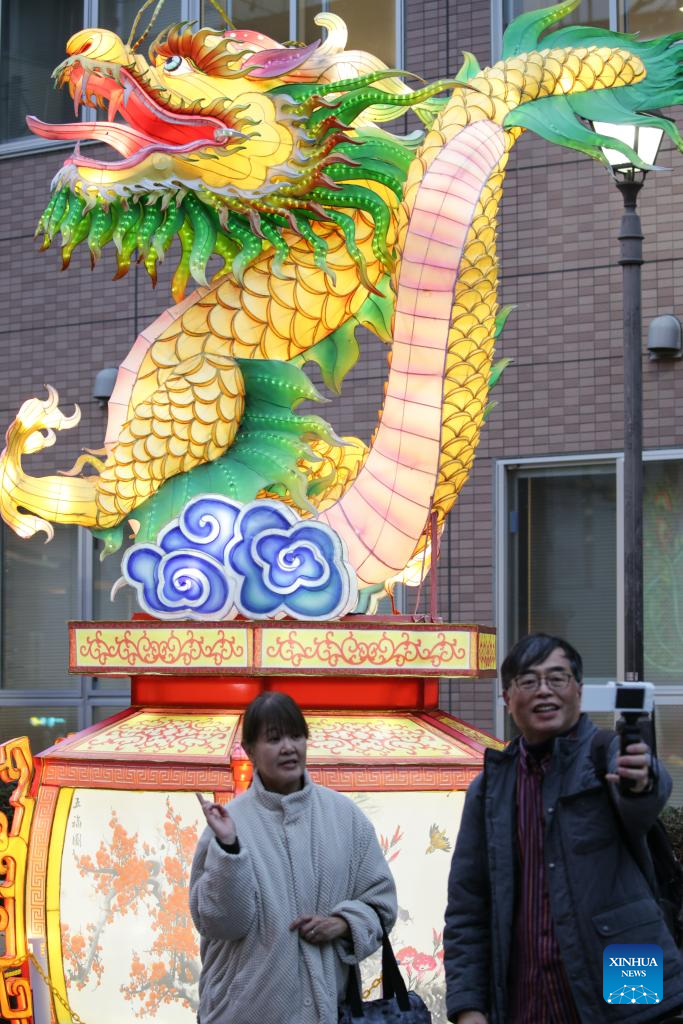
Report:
507,740,582,1024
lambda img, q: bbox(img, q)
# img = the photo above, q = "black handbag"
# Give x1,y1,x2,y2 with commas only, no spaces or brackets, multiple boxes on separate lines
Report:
339,920,432,1023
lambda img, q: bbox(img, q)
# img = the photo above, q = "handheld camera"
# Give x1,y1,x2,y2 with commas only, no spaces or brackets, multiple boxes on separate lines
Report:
581,681,655,794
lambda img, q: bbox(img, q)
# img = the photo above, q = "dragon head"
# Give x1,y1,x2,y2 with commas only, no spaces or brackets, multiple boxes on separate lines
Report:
31,24,319,200
31,14,451,297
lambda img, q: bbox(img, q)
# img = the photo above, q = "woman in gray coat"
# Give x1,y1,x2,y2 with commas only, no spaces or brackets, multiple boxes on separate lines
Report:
190,692,397,1024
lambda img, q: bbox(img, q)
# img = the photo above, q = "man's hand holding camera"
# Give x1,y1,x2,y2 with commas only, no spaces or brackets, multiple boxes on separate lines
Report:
606,740,653,794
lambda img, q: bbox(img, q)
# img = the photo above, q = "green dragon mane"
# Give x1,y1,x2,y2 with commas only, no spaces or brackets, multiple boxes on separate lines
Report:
35,65,455,302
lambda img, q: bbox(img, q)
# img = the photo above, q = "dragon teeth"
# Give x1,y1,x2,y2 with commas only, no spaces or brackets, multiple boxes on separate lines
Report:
80,71,90,108
108,89,124,122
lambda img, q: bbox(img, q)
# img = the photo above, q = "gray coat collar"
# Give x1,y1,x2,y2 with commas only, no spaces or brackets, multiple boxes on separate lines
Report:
252,768,313,815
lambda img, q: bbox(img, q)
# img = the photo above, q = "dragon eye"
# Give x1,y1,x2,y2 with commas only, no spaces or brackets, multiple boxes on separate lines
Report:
163,55,185,73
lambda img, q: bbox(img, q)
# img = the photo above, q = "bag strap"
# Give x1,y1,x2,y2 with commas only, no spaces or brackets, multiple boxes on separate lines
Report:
345,913,411,1016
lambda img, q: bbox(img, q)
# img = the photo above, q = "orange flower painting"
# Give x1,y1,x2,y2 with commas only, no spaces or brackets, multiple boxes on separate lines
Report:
60,792,203,1020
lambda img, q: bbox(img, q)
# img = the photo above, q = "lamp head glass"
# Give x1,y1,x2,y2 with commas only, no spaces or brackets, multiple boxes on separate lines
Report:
593,120,665,176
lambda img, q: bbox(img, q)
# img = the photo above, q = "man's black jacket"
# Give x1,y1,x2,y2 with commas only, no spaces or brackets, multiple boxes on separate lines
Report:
444,714,683,1023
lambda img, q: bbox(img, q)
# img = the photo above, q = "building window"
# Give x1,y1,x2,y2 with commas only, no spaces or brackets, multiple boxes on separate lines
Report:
202,0,401,67
0,0,81,148
654,703,683,804
1,525,80,691
0,524,131,752
1,0,402,154
202,0,291,41
498,451,683,805
644,458,683,684
506,461,617,683
0,704,81,759
502,0,610,30
320,0,397,68
624,0,682,36
200,0,398,64
98,0,183,39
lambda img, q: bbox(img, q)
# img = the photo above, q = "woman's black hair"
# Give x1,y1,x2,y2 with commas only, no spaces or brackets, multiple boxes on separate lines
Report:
500,633,583,690
241,692,309,750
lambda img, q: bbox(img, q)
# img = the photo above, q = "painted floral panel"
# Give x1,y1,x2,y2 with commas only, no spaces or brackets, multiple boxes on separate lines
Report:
59,788,465,1023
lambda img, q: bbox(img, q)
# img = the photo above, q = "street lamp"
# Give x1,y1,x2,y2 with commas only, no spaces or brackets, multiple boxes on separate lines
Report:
592,120,665,681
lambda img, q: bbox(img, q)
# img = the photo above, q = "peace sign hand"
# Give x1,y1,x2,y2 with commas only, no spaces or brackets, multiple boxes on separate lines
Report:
197,792,237,846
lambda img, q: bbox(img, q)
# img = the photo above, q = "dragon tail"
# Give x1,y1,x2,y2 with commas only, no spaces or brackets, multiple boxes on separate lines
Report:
0,388,100,539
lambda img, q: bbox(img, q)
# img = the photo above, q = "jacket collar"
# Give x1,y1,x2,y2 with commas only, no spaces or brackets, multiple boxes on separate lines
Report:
251,768,314,815
485,712,594,767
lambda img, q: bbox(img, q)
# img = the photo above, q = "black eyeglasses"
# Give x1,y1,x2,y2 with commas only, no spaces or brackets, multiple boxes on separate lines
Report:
512,670,575,693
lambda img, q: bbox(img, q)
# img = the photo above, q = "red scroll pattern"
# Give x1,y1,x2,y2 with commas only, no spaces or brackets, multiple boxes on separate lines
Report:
78,628,245,668
306,715,468,760
67,712,240,758
265,630,467,671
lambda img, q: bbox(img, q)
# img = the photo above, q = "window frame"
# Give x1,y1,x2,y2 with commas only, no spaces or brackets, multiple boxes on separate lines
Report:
0,0,403,158
0,526,131,745
494,448,683,737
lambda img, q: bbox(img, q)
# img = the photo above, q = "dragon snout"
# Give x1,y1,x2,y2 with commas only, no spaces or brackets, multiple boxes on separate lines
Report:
64,28,131,65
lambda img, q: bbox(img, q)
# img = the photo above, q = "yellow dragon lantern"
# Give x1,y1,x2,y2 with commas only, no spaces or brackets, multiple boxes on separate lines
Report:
1,0,682,608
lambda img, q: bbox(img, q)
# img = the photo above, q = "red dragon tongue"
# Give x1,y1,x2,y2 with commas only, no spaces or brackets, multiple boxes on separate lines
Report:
26,114,151,160
26,115,103,142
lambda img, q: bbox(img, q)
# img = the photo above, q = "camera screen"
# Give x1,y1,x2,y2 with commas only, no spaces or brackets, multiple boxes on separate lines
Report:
614,686,646,710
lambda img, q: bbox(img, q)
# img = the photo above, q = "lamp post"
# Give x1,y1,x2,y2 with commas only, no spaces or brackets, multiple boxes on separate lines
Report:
592,122,664,681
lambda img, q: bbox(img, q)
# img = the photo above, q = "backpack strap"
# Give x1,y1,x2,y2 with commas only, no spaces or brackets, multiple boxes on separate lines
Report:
590,727,615,781
589,727,658,893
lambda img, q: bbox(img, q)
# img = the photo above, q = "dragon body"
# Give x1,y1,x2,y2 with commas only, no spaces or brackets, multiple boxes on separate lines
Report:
2,0,683,595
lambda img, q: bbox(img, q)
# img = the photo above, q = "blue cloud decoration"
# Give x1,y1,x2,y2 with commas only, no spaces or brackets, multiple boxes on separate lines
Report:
120,495,358,621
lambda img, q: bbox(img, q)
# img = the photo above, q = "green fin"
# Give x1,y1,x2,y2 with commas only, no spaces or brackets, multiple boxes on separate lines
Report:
296,324,360,395
92,524,125,557
494,305,516,338
306,469,336,498
353,582,387,614
456,51,481,83
356,274,394,341
502,5,683,166
489,357,513,390
505,100,643,166
296,274,394,394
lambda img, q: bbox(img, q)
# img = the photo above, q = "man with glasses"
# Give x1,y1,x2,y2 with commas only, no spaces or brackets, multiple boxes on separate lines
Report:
443,632,683,1024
